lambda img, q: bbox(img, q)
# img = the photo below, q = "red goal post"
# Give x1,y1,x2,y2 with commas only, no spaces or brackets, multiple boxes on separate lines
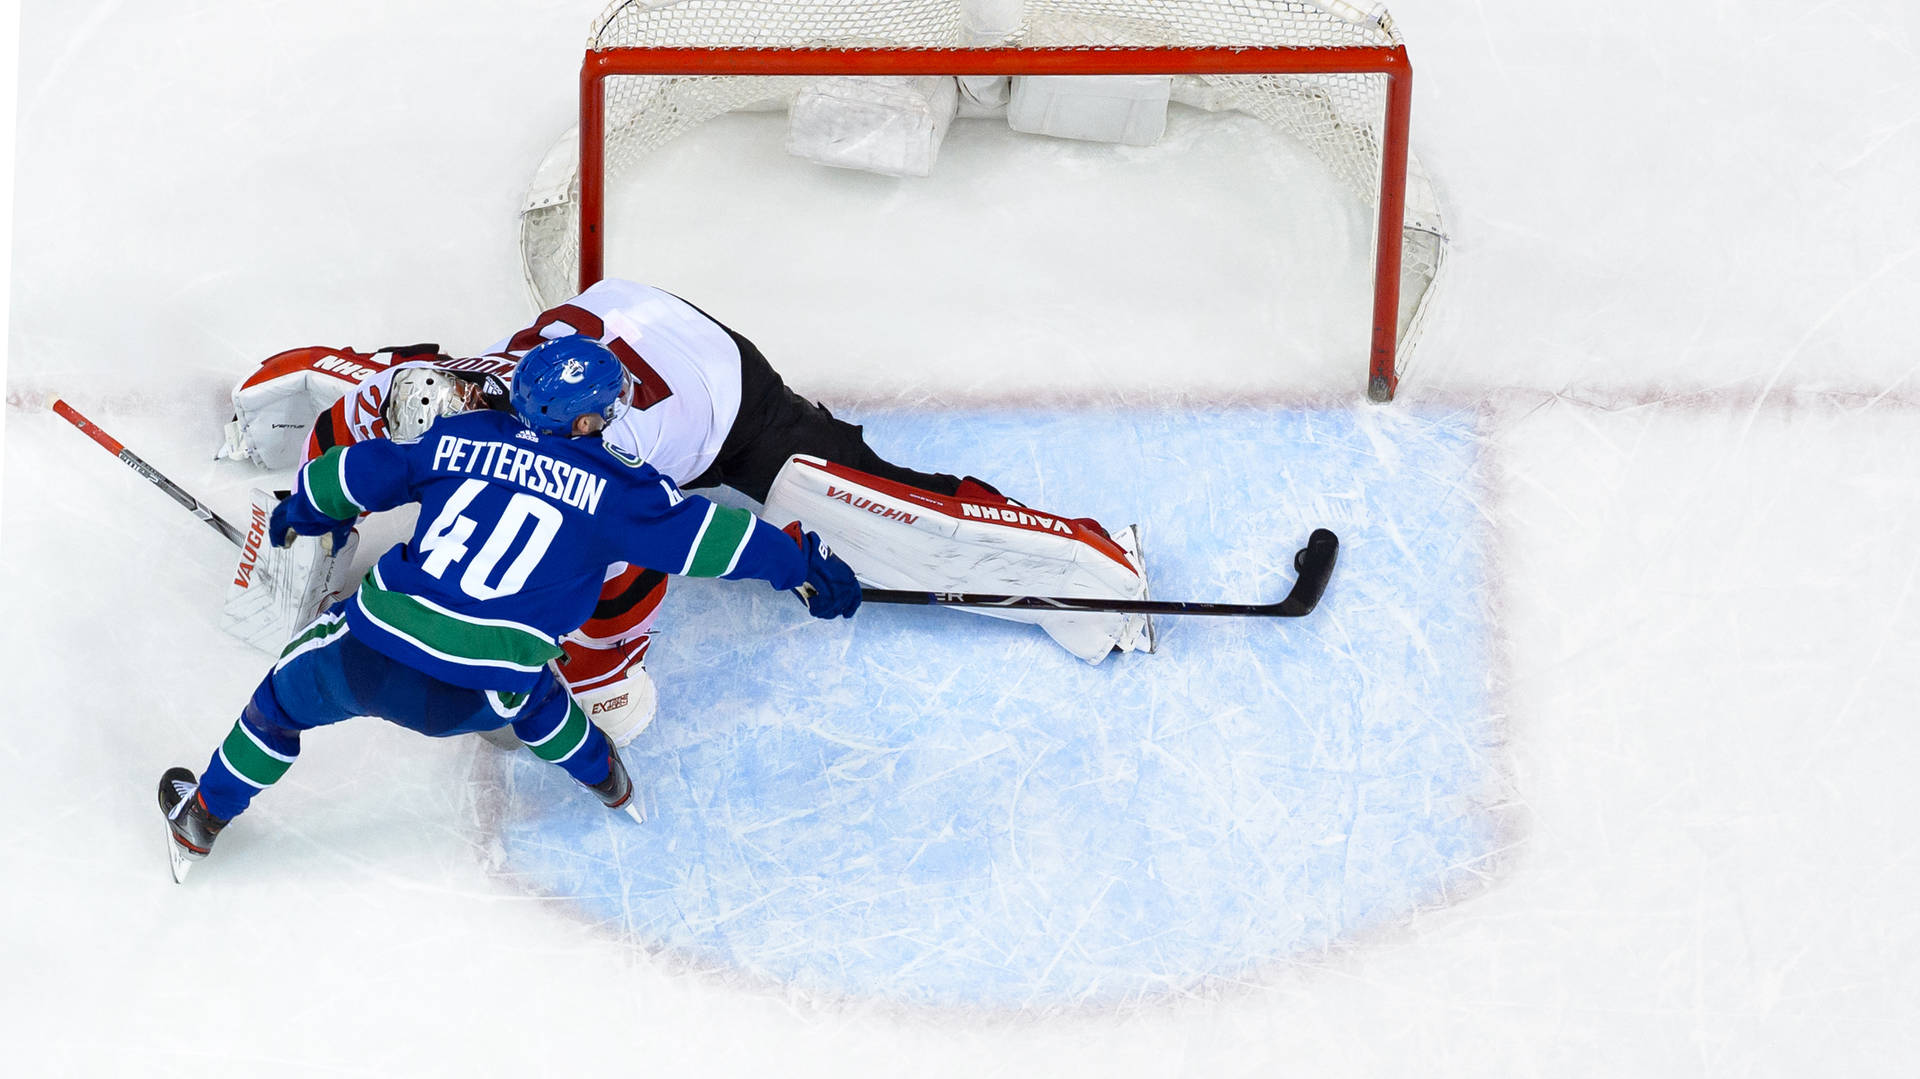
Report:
544,1,1445,402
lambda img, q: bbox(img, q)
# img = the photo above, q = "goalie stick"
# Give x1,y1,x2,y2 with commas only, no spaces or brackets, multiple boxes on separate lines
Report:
52,398,247,546
859,529,1340,619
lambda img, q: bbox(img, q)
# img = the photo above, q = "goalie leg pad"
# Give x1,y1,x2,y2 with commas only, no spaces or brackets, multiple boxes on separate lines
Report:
558,562,665,747
560,636,657,748
221,489,360,653
761,456,1151,663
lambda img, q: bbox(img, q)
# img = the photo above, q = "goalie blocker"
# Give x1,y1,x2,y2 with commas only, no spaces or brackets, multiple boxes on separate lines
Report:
762,456,1152,663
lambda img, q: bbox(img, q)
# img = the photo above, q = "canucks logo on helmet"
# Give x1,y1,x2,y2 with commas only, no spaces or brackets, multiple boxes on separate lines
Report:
511,335,629,436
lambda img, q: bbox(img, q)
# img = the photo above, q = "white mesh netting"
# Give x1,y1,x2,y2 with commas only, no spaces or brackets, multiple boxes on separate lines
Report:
519,0,1447,379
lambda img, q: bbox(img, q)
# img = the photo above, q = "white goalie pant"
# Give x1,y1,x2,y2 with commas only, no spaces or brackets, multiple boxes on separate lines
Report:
762,456,1151,664
220,489,361,653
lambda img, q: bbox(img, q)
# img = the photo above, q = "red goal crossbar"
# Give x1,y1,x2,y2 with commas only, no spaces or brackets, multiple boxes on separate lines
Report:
578,46,1413,401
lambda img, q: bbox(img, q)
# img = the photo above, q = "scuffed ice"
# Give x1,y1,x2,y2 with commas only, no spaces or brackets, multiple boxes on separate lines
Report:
487,405,1501,1007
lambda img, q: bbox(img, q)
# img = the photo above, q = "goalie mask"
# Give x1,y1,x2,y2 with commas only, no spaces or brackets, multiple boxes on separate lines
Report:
384,368,475,442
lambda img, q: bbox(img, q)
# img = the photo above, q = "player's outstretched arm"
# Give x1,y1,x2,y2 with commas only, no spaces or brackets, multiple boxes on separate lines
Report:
619,482,859,619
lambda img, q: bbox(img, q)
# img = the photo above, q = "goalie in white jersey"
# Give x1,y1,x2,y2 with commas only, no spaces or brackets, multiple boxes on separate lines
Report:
219,278,1152,742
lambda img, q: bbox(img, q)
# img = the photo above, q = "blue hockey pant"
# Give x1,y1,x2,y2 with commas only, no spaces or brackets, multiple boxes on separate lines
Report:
196,612,610,821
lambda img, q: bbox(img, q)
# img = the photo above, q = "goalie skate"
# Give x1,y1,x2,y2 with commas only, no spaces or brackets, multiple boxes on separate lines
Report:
1111,524,1157,655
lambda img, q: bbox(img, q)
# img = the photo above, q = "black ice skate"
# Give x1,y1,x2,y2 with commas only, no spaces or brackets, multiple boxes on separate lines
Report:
157,766,227,883
586,746,645,823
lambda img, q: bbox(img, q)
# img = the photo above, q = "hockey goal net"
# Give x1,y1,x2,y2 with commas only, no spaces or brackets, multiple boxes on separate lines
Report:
519,0,1446,401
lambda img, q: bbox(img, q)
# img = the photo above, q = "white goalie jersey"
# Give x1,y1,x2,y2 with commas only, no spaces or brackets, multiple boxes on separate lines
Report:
296,280,744,486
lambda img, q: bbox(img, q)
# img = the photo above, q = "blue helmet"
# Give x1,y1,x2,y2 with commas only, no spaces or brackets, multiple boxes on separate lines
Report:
511,334,629,436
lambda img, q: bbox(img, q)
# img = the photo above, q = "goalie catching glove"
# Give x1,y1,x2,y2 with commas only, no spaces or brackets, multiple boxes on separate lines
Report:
220,488,359,653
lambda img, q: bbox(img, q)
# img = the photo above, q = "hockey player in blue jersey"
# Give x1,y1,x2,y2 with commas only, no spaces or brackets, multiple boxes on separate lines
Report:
216,279,1154,748
158,335,862,882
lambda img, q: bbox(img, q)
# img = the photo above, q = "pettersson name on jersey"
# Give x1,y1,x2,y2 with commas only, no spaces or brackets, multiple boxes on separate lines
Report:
430,434,608,514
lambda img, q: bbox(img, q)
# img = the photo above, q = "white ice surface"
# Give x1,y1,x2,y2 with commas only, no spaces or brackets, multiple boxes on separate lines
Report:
5,1,1920,1075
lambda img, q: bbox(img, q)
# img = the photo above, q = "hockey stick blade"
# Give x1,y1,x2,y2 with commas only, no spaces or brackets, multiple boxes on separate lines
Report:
861,528,1340,619
1274,527,1339,617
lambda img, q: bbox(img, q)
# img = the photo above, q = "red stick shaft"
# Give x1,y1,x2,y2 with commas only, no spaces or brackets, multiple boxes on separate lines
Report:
50,398,248,546
51,398,127,455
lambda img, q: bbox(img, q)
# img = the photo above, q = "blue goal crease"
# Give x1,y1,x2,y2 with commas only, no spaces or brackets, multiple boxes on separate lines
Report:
485,406,1497,1009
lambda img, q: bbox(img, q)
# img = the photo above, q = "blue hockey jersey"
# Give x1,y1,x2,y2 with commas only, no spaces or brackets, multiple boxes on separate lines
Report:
284,409,807,692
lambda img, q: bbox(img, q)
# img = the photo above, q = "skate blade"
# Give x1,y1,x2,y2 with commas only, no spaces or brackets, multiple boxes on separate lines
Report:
165,831,200,884
622,800,647,825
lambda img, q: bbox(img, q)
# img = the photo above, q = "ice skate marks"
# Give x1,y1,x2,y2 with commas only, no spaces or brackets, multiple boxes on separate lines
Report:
485,407,1500,1008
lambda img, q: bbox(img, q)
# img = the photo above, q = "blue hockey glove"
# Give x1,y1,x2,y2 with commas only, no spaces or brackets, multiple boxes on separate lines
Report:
783,522,861,619
269,489,354,550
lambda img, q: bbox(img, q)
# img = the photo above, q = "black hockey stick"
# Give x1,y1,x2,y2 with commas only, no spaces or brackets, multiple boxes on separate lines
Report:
860,528,1340,618
52,398,248,546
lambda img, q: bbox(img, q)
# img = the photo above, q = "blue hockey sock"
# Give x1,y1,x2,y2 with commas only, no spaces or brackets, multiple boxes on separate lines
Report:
197,685,304,820
516,697,611,787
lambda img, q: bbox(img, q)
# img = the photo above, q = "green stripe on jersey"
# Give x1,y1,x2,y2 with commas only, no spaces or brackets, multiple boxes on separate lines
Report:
277,612,347,666
685,505,754,578
303,446,364,520
354,572,563,673
487,688,532,721
219,720,294,789
527,700,592,764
